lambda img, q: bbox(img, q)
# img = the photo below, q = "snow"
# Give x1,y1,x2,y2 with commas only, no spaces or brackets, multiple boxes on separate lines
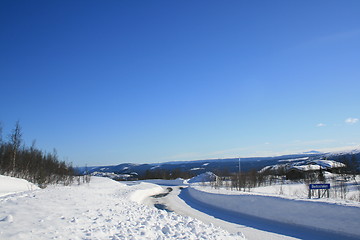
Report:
0,175,39,197
325,148,360,157
2,173,360,240
291,164,321,171
187,172,217,183
185,186,360,238
310,159,346,169
258,165,272,173
144,183,293,240
278,157,309,163
190,167,204,171
129,182,164,203
259,158,345,174
143,178,360,240
0,175,241,240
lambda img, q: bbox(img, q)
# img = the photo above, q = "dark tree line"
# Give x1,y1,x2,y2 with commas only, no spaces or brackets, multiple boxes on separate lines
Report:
141,168,196,180
0,121,75,186
207,160,360,201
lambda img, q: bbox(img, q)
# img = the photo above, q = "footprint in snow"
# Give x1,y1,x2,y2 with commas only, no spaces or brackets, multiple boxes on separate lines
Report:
1,215,14,223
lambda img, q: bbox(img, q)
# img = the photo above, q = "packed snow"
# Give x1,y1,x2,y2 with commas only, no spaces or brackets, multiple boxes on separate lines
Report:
0,175,243,240
186,185,360,238
145,176,360,240
143,183,290,240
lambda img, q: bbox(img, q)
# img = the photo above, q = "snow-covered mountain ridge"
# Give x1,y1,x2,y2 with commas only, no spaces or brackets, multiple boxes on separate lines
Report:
76,149,360,177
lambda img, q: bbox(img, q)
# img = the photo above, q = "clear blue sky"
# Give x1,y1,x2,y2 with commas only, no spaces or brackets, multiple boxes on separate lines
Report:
1,0,360,166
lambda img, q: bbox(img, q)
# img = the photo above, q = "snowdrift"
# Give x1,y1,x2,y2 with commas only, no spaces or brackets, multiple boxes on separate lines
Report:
0,175,39,197
129,182,164,203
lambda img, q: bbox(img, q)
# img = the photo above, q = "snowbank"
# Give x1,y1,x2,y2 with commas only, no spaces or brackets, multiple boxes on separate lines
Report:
0,175,39,197
0,176,241,239
129,182,164,203
185,186,360,238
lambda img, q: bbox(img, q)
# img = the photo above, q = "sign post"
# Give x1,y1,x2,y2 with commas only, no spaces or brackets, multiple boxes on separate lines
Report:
309,184,330,199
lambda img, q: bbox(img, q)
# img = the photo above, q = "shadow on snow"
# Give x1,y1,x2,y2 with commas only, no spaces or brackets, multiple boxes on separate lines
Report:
179,188,358,240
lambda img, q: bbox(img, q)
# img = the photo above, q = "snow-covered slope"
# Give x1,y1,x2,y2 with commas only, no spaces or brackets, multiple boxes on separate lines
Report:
0,176,242,239
76,153,327,176
325,148,360,157
0,175,39,197
187,172,217,183
76,149,360,177
259,158,346,174
310,159,346,169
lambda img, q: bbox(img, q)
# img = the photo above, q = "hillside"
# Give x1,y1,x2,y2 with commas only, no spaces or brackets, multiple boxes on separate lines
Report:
76,150,360,178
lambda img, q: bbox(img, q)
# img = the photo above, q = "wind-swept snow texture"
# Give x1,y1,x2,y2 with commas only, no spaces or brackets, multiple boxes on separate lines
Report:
0,176,243,240
185,186,360,239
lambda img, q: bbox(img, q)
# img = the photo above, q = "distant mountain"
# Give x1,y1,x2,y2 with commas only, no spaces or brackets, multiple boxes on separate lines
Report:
75,149,360,178
325,148,360,157
303,150,323,154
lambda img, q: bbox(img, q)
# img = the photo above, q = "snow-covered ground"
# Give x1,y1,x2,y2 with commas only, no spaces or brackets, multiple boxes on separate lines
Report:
143,175,360,240
2,173,360,240
0,175,39,197
143,185,294,240
0,175,243,240
185,185,360,239
193,178,360,206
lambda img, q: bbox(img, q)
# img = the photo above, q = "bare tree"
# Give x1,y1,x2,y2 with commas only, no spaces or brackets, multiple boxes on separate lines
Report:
0,122,3,144
9,121,22,173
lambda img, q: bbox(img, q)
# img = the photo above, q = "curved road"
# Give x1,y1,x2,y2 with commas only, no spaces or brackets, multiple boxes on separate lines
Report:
144,185,358,240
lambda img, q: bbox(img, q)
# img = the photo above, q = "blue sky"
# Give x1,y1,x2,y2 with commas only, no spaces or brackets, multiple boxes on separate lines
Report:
1,0,360,166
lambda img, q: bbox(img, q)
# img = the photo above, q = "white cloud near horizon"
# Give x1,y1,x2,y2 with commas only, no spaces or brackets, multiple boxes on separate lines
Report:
316,123,326,127
162,139,345,162
345,117,359,124
161,143,360,162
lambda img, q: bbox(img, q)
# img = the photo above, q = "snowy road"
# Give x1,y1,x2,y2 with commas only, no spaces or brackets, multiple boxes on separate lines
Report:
0,176,243,240
2,174,359,240
143,183,360,240
144,185,292,240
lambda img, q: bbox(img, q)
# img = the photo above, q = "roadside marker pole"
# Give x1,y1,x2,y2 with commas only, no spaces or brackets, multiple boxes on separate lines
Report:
238,158,241,175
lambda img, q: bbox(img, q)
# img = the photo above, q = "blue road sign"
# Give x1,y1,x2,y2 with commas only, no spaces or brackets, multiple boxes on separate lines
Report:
309,184,330,189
